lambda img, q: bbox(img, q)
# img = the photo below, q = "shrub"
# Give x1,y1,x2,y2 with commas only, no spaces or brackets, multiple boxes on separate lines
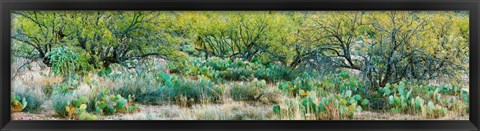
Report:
369,97,388,110
316,92,363,119
52,92,76,117
376,80,468,116
45,47,80,77
277,91,363,120
229,79,267,101
383,82,414,113
114,71,222,106
94,93,140,115
451,99,469,114
171,77,223,104
272,105,281,114
10,95,27,113
97,67,113,78
11,83,46,113
115,73,172,105
322,70,368,96
438,84,462,95
422,101,448,118
278,72,315,96
54,88,140,118
64,96,98,120
52,79,79,94
158,71,223,104
460,90,469,103
254,64,296,82
186,57,295,83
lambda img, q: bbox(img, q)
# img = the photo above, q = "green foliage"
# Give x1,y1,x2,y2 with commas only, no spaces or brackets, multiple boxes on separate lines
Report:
461,90,469,103
229,79,267,101
13,11,468,85
76,54,97,75
52,92,76,117
382,81,414,113
11,84,45,113
361,99,369,106
438,84,462,95
94,93,139,115
376,81,468,116
317,93,363,119
115,73,171,105
10,95,27,112
97,67,113,78
13,11,185,70
254,63,296,82
170,76,223,104
424,101,448,118
65,96,97,120
278,72,315,96
187,57,295,83
115,71,223,106
301,96,317,114
45,47,79,76
272,105,281,114
52,75,80,94
316,70,368,96
10,11,470,120
414,96,425,110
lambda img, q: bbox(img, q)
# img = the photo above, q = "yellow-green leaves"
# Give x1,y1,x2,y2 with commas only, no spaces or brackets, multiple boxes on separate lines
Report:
12,11,468,87
79,104,87,110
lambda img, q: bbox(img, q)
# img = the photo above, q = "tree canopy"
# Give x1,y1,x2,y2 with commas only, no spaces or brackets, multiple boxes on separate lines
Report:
12,11,469,87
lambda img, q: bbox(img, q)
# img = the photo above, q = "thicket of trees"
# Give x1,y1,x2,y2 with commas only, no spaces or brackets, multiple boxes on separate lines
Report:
12,11,469,88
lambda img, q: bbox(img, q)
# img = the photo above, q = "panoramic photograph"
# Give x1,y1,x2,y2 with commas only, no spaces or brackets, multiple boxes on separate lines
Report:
10,11,469,120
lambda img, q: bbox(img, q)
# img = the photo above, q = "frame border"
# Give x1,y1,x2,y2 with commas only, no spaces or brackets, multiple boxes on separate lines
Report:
0,0,478,130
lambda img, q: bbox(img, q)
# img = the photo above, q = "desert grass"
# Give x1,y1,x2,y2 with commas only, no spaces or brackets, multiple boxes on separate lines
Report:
10,61,470,120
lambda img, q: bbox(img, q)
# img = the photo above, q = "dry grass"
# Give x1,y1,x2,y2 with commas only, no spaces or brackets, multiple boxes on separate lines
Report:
12,101,469,120
9,60,470,120
12,59,63,88
353,111,468,120
188,101,272,120
102,101,272,120
272,93,304,120
16,69,63,90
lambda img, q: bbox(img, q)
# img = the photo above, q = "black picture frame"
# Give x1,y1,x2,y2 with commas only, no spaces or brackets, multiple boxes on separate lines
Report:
0,0,479,131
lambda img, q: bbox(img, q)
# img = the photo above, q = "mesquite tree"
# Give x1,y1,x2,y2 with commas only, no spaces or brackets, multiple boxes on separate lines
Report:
12,11,468,88
12,11,184,71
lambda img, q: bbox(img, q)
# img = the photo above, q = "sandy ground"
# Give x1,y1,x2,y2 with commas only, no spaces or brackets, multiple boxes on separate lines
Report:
12,101,469,120
353,111,468,120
